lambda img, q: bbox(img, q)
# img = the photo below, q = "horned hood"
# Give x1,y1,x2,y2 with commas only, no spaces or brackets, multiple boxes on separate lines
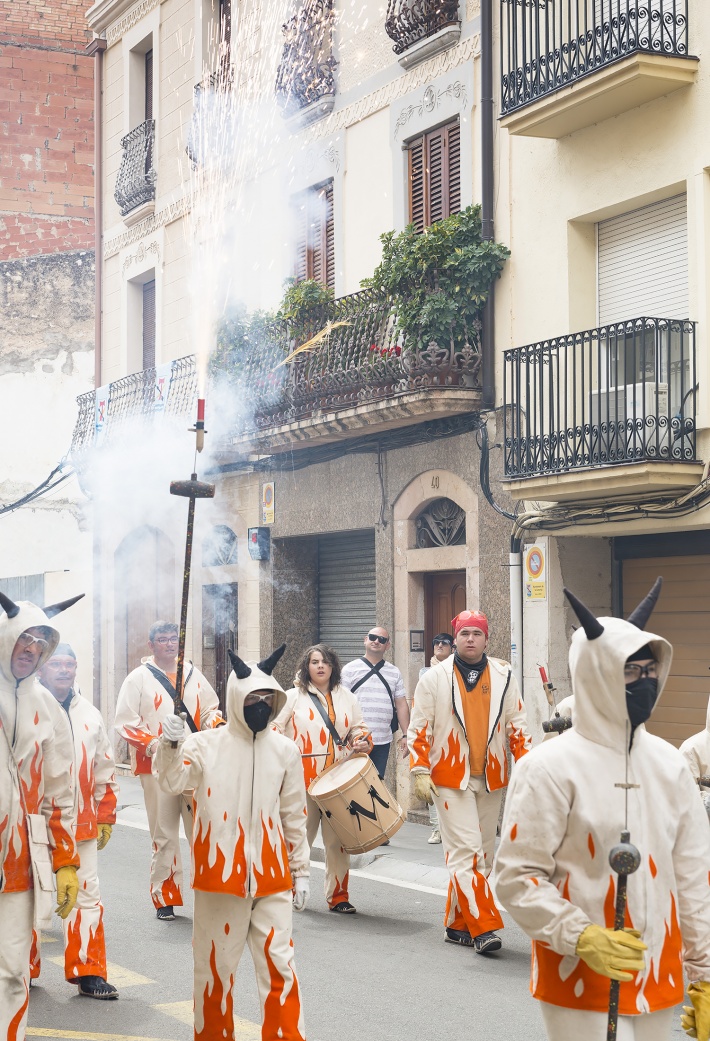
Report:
226,644,288,737
567,579,672,750
0,590,84,690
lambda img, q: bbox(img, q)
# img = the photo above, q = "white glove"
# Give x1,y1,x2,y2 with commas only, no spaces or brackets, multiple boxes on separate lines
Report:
161,713,186,744
292,877,309,912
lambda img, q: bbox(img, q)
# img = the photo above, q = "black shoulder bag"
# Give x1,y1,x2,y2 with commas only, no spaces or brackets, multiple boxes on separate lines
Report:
349,658,398,733
145,662,199,734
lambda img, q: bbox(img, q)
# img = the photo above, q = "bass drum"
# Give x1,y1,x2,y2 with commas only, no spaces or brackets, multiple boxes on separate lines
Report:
308,753,405,854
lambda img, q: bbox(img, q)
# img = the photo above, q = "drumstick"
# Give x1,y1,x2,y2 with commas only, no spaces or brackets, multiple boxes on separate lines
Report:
301,753,330,758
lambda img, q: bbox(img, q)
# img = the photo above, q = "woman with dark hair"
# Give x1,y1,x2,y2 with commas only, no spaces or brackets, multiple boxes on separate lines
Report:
274,643,372,914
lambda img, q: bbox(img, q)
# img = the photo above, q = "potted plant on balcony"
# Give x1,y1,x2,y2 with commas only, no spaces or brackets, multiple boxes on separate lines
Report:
276,277,335,348
361,204,509,386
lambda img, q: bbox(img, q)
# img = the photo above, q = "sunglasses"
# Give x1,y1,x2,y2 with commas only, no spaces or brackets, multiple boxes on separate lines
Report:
433,640,452,647
367,634,389,645
17,632,50,652
244,692,276,706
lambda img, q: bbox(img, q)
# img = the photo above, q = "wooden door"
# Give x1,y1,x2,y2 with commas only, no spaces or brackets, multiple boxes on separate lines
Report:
424,571,466,654
202,583,238,719
623,555,710,747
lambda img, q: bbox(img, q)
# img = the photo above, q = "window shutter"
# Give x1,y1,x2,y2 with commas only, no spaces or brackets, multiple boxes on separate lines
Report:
142,279,156,370
408,136,425,232
447,122,461,216
407,119,461,232
293,180,335,291
598,195,688,324
144,49,153,121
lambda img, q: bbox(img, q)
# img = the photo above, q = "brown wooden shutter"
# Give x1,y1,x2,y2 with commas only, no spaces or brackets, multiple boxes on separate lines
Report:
144,49,153,121
407,119,461,231
408,136,425,233
142,279,156,370
293,180,335,291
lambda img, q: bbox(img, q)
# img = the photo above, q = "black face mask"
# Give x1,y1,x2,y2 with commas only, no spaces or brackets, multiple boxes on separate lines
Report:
625,677,659,732
243,701,273,734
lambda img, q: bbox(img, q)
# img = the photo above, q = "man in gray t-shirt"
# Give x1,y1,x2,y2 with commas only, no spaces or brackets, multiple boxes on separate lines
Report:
341,626,410,780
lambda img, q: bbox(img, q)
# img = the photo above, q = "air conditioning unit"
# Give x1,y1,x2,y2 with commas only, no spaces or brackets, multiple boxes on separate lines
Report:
591,382,668,426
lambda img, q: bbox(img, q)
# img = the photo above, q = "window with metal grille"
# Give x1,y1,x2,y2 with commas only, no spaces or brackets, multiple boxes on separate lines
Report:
407,120,461,232
142,279,156,370
293,180,335,290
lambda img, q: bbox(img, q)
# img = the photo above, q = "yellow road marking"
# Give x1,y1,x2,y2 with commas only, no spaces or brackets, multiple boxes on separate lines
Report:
47,958,153,988
154,1001,260,1037
27,1032,179,1041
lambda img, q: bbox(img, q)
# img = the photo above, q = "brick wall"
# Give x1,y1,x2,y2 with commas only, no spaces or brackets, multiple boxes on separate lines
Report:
0,0,94,259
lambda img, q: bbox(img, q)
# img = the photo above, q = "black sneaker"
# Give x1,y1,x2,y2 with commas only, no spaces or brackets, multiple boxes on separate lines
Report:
445,927,475,947
156,905,176,921
77,976,119,1000
329,901,357,914
474,931,502,955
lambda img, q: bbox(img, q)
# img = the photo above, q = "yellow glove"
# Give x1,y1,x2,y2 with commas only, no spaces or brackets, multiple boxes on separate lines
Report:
681,980,710,1041
576,924,646,981
55,865,79,920
97,823,112,851
413,773,439,806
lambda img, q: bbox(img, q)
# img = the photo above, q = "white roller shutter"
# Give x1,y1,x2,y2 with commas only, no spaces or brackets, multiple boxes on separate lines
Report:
598,195,688,324
318,531,376,664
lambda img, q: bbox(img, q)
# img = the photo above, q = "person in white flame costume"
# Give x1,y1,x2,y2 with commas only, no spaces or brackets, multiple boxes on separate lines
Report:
495,579,710,1041
408,609,531,954
0,590,82,1041
114,620,222,920
32,643,119,999
274,643,372,914
154,643,310,1041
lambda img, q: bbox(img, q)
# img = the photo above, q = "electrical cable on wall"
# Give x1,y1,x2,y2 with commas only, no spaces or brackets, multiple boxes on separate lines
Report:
0,459,75,517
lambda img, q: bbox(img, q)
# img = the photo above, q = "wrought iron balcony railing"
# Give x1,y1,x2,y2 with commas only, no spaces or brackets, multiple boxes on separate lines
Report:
275,0,337,116
503,317,697,479
70,292,482,457
500,0,690,116
114,119,156,216
386,0,461,55
240,288,481,429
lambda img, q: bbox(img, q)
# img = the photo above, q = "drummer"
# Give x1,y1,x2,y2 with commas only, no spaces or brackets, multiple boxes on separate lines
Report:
274,644,372,915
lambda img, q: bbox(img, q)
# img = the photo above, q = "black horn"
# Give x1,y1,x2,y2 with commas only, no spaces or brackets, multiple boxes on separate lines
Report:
43,593,85,618
564,588,605,641
228,650,252,680
258,643,287,676
627,577,663,631
0,592,20,618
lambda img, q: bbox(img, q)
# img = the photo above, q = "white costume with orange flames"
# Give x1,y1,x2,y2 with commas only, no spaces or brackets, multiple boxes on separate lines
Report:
680,697,710,783
275,682,370,908
154,649,309,1041
495,607,710,1039
0,599,79,1041
114,658,220,908
31,689,118,983
408,654,530,937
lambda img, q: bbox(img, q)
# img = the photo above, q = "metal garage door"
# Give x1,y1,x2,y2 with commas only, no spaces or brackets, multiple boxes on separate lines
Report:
598,194,688,324
622,555,710,747
318,530,376,665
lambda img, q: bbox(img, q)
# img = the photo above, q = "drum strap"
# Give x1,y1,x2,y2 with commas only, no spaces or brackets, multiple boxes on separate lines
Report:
309,693,346,748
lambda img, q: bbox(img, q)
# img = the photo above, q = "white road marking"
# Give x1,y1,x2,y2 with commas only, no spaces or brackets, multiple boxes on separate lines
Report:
309,859,447,896
48,957,153,988
155,1001,260,1037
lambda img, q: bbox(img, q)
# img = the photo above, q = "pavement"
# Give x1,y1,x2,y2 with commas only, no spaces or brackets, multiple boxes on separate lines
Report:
26,773,688,1041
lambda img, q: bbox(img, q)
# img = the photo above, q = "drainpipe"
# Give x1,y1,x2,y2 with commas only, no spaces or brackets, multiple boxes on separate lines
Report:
87,34,106,713
481,0,495,410
509,534,523,694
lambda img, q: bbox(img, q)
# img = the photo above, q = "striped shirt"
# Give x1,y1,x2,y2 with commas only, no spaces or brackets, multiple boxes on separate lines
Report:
341,657,407,746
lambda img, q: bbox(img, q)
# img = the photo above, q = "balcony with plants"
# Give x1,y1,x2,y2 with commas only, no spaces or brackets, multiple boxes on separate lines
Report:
385,0,462,69
71,206,509,461
499,0,698,139
503,315,702,501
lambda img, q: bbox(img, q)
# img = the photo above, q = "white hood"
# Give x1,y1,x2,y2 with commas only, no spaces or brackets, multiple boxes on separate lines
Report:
226,645,288,738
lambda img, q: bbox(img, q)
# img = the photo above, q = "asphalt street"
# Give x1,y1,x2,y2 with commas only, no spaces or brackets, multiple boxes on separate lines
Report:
26,774,688,1041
